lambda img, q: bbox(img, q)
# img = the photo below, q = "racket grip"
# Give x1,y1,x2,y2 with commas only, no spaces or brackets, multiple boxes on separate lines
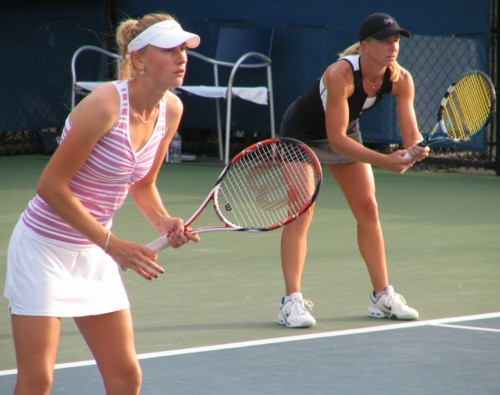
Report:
403,151,413,161
146,235,171,252
404,140,428,161
120,235,169,272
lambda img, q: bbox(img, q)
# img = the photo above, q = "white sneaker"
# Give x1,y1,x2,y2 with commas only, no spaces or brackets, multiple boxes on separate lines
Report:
368,286,419,320
277,292,316,328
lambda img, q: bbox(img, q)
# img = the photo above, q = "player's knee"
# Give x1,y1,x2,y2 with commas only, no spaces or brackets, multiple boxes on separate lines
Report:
16,371,54,395
103,361,142,395
285,209,314,234
354,198,379,222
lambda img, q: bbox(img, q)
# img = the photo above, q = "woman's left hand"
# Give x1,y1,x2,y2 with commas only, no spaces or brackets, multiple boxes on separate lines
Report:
159,217,200,248
406,144,430,162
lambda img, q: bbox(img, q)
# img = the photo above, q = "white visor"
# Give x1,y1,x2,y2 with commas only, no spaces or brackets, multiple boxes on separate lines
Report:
127,19,200,54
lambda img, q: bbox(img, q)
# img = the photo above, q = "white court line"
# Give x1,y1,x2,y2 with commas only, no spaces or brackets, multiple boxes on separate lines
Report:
1,311,499,377
431,323,500,333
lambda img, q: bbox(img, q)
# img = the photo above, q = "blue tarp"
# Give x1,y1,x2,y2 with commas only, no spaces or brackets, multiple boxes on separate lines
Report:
2,0,492,151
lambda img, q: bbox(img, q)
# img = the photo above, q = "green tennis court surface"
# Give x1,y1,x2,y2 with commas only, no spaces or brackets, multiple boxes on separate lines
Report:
1,155,499,393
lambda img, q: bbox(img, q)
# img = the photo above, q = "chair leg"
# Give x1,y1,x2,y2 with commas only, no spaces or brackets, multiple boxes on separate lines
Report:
224,94,233,165
267,67,276,138
224,86,274,164
215,98,224,161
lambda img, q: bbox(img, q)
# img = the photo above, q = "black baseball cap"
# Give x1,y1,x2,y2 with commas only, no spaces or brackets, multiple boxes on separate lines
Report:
358,13,410,42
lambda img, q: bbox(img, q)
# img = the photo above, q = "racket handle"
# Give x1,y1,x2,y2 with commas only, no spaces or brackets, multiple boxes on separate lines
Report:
120,235,169,272
146,235,171,252
403,151,413,161
404,139,428,161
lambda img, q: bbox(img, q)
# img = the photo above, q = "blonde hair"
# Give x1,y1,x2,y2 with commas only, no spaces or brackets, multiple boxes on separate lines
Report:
338,42,361,57
338,39,402,82
115,13,176,79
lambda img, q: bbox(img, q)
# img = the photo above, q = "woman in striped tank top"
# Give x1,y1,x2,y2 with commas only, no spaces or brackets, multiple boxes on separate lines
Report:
4,13,200,394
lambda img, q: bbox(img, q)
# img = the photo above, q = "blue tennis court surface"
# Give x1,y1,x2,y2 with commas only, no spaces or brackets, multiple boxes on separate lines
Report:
1,312,499,394
1,158,499,394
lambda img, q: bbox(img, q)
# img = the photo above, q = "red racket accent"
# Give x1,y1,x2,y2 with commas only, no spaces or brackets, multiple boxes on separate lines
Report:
147,138,322,252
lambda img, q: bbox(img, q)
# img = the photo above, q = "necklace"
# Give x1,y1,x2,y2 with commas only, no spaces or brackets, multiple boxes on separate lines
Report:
363,75,380,90
129,82,158,124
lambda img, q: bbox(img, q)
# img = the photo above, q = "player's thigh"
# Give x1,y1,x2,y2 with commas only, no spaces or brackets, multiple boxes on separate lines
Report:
74,309,140,374
11,315,61,380
327,162,378,215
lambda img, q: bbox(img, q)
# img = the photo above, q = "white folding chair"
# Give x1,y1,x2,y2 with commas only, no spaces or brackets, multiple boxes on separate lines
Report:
177,27,275,164
71,45,121,108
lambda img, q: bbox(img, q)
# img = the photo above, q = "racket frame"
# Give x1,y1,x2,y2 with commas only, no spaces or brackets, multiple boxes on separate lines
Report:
147,137,322,252
404,70,496,159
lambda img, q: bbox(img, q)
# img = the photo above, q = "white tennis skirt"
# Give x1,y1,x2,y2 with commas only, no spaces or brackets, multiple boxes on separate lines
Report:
4,220,130,317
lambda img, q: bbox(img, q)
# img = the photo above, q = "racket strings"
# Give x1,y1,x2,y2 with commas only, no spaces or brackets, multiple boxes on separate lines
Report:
280,145,316,213
223,144,297,227
230,145,287,226
442,74,493,140
216,141,320,229
218,146,286,228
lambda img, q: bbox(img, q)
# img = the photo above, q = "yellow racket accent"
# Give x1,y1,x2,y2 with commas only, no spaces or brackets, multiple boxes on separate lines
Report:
441,72,494,141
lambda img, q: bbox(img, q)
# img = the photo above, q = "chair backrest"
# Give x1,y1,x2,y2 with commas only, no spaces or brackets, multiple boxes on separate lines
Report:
71,45,121,108
71,45,120,83
214,27,273,65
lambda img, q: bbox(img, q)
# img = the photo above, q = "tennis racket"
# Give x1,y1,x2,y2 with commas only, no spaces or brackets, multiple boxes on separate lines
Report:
147,137,322,252
404,70,496,160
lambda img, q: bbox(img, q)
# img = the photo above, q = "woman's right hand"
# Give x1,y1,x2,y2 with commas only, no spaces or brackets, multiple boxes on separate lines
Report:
105,234,165,280
384,150,416,174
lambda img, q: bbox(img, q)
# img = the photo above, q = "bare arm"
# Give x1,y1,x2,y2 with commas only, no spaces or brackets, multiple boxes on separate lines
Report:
322,62,414,173
130,91,200,247
36,84,164,279
392,68,429,161
37,84,119,250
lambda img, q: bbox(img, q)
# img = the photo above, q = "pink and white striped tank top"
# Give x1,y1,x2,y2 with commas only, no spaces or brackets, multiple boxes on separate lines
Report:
22,80,166,245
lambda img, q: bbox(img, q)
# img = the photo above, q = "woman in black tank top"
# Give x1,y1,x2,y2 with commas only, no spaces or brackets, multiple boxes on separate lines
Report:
276,13,429,329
